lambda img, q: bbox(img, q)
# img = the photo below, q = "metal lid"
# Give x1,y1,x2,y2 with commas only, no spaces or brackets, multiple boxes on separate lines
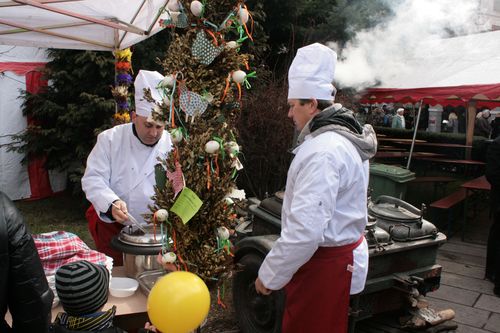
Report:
117,224,168,247
368,196,422,223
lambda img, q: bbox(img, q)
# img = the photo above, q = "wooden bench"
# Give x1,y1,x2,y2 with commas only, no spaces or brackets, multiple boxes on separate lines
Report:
410,176,457,197
430,188,473,236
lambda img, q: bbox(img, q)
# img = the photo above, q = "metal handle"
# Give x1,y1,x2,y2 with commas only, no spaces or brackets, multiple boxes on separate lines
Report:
374,195,422,216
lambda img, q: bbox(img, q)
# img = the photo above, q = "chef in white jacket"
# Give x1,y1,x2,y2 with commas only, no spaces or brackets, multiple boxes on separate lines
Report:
82,70,172,265
255,43,377,333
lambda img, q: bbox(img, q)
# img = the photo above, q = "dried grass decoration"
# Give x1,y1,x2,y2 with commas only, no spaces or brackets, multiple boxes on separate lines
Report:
192,30,224,65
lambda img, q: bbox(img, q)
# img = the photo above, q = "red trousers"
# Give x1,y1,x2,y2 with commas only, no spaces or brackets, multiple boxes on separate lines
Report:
86,205,124,266
282,237,363,333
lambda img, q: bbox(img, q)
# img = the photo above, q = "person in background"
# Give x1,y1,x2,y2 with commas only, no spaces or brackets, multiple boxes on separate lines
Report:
392,107,406,129
255,43,377,332
474,109,492,138
486,136,500,297
491,113,500,139
81,70,172,265
0,191,54,332
447,111,459,133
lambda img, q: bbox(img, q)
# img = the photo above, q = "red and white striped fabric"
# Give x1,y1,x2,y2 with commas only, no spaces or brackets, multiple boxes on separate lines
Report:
33,231,112,276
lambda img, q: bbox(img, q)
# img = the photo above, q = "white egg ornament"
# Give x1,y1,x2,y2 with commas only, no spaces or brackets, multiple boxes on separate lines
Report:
155,209,169,222
167,0,180,12
225,41,238,50
225,141,240,156
170,128,183,144
161,252,177,264
238,7,249,25
232,70,246,84
160,74,176,88
204,140,220,154
217,226,230,241
190,0,203,17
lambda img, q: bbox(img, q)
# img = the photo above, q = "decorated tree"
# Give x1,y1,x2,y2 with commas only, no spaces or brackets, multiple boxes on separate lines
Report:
146,0,256,291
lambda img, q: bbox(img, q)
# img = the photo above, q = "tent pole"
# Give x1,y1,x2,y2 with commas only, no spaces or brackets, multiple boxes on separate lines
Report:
12,0,146,35
0,18,113,48
465,100,476,160
0,21,91,35
118,0,148,47
0,0,81,7
406,100,423,170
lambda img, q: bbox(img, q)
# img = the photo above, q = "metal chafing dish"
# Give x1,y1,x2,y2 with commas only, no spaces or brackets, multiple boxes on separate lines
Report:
111,224,167,278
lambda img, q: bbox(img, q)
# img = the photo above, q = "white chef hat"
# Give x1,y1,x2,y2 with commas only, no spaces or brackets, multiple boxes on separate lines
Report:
287,43,337,101
134,70,164,118
396,108,404,113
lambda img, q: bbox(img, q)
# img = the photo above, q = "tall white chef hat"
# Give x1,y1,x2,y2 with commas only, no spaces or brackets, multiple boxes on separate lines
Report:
134,70,164,118
287,43,337,101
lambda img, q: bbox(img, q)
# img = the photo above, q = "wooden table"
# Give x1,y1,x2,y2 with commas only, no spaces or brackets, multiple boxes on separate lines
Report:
461,175,491,241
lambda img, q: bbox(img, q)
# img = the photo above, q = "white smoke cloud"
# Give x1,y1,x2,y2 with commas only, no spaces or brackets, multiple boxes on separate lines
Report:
332,0,489,90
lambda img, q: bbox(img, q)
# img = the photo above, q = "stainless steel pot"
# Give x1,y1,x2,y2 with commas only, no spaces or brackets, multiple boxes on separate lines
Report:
111,224,167,278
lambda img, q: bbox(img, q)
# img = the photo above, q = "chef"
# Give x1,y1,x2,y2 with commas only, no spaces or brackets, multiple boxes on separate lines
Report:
82,70,172,265
255,43,377,332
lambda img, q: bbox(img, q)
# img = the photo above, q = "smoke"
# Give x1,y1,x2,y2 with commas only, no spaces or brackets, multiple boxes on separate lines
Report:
332,0,489,90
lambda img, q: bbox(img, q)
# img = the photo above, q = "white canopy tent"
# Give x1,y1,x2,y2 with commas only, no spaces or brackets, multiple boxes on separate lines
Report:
0,0,168,51
0,1,171,199
374,30,500,89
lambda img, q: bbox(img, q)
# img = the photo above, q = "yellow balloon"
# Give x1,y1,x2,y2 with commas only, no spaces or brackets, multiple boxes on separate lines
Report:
147,271,210,333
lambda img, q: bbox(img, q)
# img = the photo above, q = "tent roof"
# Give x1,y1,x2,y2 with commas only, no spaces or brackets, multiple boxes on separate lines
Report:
0,0,168,51
362,30,500,107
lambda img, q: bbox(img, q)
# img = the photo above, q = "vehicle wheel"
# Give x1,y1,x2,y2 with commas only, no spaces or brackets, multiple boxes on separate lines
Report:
233,253,285,333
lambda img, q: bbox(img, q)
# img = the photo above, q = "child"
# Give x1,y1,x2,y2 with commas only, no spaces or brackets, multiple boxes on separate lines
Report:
51,260,126,333
51,260,157,333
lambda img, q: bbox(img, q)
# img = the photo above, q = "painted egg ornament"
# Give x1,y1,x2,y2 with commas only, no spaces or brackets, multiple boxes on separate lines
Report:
225,197,234,205
190,0,203,17
217,226,230,240
155,209,169,222
204,140,220,154
238,7,249,24
225,41,238,49
170,128,183,144
166,0,180,12
232,70,246,84
160,74,176,88
225,141,240,155
161,252,177,264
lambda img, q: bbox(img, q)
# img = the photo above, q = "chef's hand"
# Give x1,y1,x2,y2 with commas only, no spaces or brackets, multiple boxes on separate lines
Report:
255,277,272,295
111,199,128,224
143,322,157,332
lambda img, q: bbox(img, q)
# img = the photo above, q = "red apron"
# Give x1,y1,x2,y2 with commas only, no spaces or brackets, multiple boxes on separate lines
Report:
86,205,124,266
282,236,364,333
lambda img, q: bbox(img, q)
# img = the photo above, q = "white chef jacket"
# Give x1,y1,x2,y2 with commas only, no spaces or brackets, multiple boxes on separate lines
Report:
258,130,369,294
81,123,172,225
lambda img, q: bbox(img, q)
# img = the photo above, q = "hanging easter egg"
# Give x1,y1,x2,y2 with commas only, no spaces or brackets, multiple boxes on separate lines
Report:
217,226,230,241
167,0,180,12
170,128,183,144
161,74,176,88
224,197,234,205
204,140,220,154
156,209,169,222
238,7,249,24
225,41,238,50
232,70,246,84
163,95,171,106
224,141,240,156
190,1,203,17
161,252,177,264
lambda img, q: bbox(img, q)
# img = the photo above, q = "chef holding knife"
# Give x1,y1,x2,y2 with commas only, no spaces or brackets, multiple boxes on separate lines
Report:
82,70,172,265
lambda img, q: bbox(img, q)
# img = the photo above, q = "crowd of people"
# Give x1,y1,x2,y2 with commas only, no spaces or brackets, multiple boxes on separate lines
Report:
357,103,500,139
